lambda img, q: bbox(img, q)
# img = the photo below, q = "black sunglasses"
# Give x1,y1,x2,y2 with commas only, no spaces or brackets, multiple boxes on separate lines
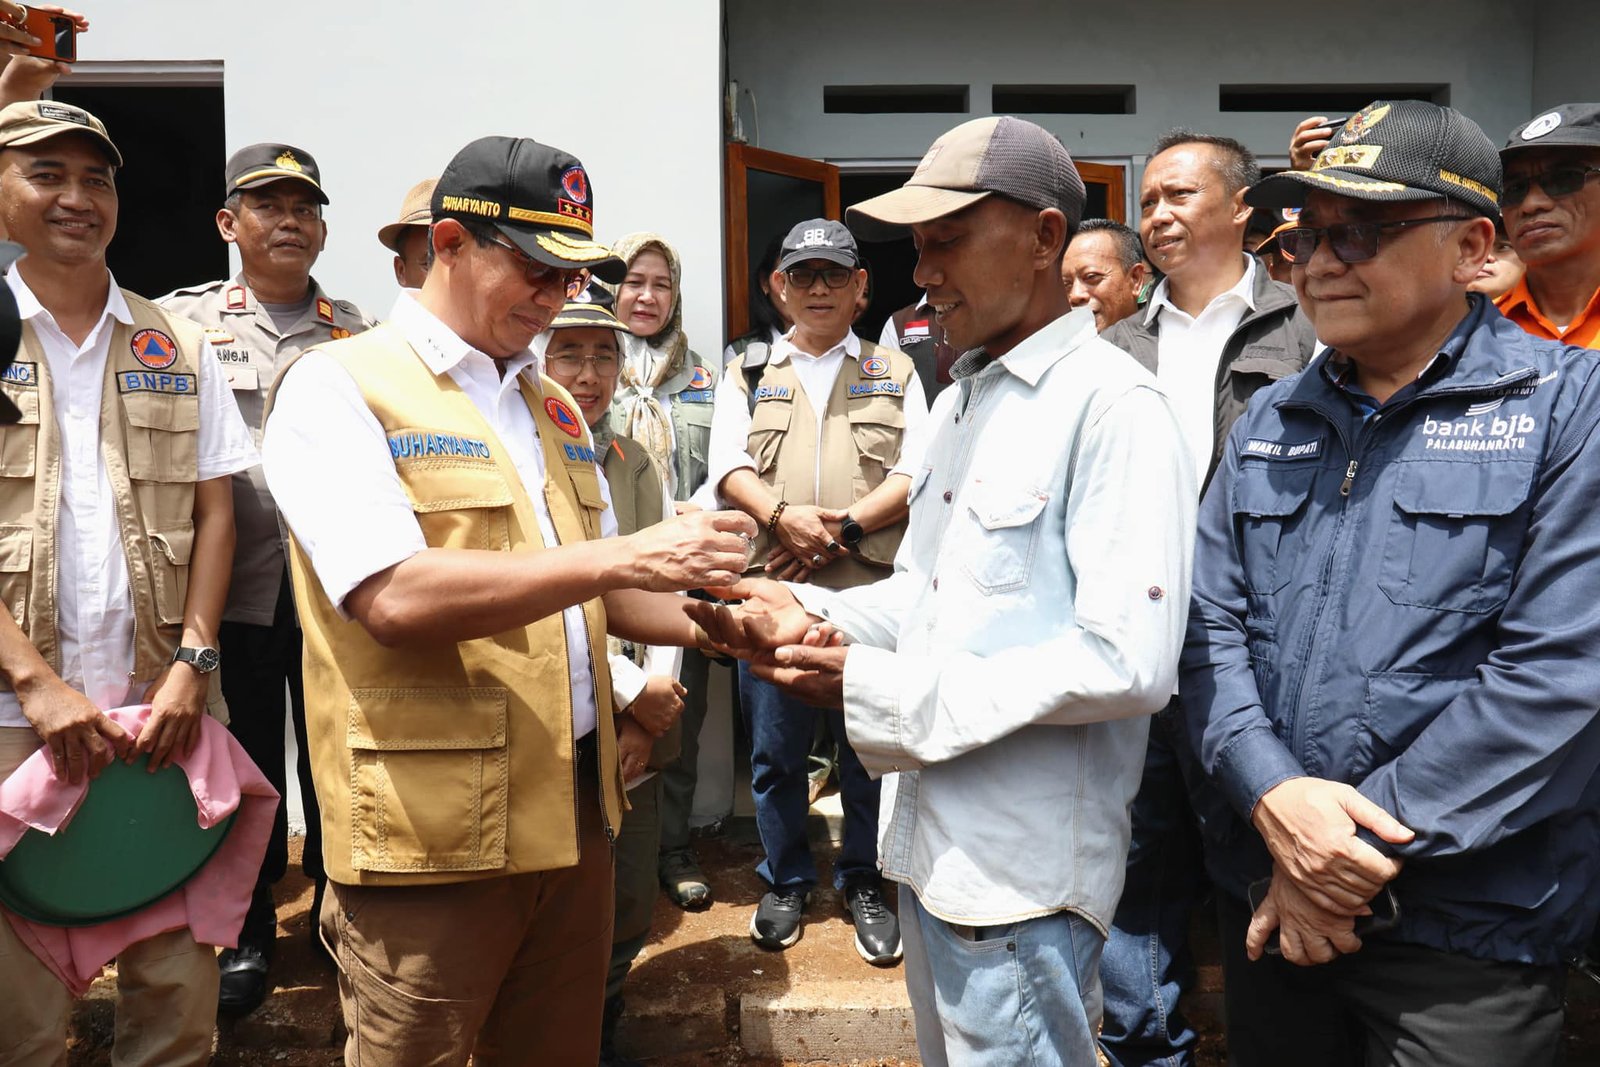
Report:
784,265,855,289
1502,165,1600,209
1278,215,1471,265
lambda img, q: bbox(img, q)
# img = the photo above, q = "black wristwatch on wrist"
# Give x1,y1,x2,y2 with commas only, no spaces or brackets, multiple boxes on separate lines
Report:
839,514,865,550
172,646,221,674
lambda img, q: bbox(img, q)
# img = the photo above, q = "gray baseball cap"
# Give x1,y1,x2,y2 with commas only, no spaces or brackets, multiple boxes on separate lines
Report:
847,116,1087,241
1502,103,1600,156
776,218,859,271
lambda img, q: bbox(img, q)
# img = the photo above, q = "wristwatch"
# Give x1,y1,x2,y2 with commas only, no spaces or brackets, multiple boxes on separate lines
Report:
172,646,221,674
839,514,865,550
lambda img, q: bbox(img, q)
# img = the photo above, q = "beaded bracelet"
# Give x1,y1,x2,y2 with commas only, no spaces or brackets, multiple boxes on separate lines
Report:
766,499,788,531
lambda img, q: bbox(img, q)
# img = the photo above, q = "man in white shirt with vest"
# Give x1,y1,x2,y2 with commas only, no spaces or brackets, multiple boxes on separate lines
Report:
707,217,927,966
0,99,258,1065
263,135,756,1065
690,116,1195,1067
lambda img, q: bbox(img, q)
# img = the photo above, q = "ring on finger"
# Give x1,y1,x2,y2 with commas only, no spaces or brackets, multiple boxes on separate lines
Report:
810,553,823,566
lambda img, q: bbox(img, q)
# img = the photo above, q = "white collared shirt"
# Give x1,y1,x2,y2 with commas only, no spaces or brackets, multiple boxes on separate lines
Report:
1145,255,1257,492
790,309,1196,929
262,292,617,739
1,270,258,729
706,329,930,500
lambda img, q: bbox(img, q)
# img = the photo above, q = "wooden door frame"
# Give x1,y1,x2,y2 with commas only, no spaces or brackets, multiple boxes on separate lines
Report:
724,143,841,340
1076,161,1127,223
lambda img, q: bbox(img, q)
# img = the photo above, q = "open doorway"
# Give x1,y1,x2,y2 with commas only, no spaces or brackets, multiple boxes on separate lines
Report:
49,82,228,300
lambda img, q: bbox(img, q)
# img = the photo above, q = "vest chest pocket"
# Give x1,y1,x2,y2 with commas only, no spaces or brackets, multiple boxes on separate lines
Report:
346,687,508,874
673,393,715,493
848,397,906,475
0,525,32,626
398,462,514,552
959,481,1050,594
148,523,193,626
0,388,39,478
1231,464,1317,596
747,398,792,475
122,392,199,483
565,464,608,541
1378,461,1534,614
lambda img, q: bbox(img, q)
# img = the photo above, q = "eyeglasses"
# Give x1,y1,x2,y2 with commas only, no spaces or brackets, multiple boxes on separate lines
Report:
784,265,855,289
1277,215,1471,265
1502,165,1600,208
484,233,589,293
546,352,621,379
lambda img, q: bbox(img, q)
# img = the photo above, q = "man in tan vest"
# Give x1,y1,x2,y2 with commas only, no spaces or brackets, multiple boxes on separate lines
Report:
707,217,928,964
262,135,755,1065
159,141,372,1015
0,100,258,1064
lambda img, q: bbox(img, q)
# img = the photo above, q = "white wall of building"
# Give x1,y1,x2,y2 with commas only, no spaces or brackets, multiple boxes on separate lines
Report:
82,0,726,350
728,0,1570,214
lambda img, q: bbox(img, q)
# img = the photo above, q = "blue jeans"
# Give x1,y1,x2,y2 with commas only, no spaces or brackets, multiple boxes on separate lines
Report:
1099,702,1206,1067
738,663,879,892
899,884,1105,1067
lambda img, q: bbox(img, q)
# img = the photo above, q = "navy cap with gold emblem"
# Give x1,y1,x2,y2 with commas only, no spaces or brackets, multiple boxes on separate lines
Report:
225,143,329,204
432,136,625,283
1245,100,1502,218
548,282,628,335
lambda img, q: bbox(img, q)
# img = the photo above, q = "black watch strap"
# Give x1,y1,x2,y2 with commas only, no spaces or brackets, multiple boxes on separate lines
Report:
840,514,865,548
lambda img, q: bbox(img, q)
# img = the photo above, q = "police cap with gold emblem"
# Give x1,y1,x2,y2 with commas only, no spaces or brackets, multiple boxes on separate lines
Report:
225,143,329,204
432,136,625,283
1246,100,1501,218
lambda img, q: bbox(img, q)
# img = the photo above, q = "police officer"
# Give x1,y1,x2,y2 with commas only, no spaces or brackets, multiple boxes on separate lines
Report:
706,218,927,964
0,98,258,1064
160,142,371,1015
378,177,437,290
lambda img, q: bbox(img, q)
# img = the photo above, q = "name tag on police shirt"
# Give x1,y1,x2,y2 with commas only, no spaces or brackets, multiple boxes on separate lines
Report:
209,333,259,391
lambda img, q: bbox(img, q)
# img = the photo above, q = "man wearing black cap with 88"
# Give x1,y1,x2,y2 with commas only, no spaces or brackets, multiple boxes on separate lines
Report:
1183,99,1600,1064
262,136,758,1064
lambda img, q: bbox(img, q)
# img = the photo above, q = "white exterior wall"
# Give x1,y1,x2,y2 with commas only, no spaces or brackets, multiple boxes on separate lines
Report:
82,0,726,351
727,0,1571,215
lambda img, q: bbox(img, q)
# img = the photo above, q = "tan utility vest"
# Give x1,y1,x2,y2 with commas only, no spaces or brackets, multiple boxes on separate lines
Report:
278,325,620,886
731,339,914,591
0,292,203,686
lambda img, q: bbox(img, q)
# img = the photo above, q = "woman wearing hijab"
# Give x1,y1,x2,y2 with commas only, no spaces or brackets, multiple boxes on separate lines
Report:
608,232,723,913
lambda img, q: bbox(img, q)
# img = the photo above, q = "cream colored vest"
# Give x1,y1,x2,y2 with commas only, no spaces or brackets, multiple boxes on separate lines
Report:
732,339,914,590
0,292,203,686
278,325,620,886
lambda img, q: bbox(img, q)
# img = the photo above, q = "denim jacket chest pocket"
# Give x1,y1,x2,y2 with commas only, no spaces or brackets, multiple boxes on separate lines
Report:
1378,460,1536,614
959,481,1050,594
1231,462,1318,597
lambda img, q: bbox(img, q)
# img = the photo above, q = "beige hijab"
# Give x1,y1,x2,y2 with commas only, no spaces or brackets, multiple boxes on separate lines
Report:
609,232,689,491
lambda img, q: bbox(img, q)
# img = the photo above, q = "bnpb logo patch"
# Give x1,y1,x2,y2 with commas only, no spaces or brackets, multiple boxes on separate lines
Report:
560,166,589,206
860,355,889,379
687,365,712,390
545,397,584,438
130,329,178,370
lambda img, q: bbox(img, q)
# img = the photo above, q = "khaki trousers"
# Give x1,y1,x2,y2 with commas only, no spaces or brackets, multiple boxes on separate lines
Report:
0,727,219,1067
324,746,615,1067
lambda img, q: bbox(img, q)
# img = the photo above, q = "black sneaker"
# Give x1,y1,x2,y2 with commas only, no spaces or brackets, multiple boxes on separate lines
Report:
658,848,712,911
844,879,902,966
750,888,809,949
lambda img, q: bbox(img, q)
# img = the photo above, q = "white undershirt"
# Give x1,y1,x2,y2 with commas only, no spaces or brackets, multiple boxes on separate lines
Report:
1146,255,1257,492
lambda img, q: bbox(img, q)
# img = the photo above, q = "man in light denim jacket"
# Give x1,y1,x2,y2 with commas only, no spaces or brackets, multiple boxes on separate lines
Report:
690,116,1196,1067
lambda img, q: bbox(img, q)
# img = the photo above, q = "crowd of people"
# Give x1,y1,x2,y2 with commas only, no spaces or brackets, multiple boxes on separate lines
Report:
0,8,1598,1067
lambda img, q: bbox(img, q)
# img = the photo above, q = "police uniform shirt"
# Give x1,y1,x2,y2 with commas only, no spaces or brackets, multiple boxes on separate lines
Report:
705,328,930,497
0,270,259,729
158,275,372,626
262,292,618,740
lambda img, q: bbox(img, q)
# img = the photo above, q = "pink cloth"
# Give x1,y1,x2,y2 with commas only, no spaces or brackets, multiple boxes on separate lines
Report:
0,705,278,995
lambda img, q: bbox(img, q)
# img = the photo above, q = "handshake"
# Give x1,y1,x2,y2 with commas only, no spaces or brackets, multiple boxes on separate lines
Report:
685,577,850,710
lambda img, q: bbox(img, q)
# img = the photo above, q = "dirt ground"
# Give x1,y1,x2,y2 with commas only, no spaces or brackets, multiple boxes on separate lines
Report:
62,829,1600,1066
